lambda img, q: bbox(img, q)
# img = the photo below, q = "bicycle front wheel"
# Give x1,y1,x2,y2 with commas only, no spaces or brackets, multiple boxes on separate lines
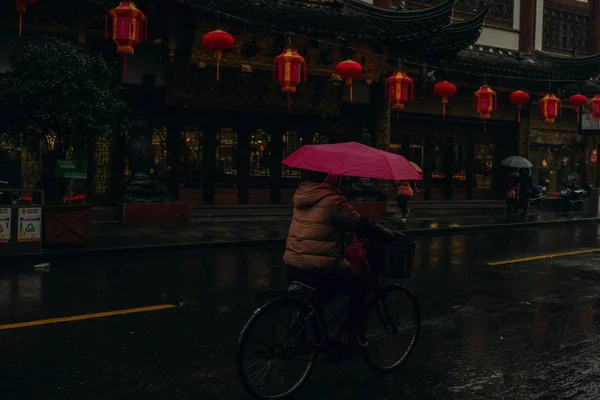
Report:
237,296,320,399
363,285,420,372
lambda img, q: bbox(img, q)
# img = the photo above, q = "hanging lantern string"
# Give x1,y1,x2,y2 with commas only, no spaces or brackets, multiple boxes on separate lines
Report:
191,3,600,85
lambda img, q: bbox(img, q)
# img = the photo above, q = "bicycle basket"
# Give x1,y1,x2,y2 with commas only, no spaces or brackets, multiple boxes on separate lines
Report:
368,241,416,279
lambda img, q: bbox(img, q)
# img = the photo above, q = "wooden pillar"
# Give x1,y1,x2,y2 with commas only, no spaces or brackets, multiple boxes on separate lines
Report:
202,126,217,204
583,134,590,187
374,84,391,195
423,138,434,200
593,0,600,53
110,134,126,204
444,137,454,200
466,132,475,200
91,135,113,204
519,0,536,53
237,128,251,204
518,107,531,159
588,135,598,186
166,120,182,199
269,131,283,204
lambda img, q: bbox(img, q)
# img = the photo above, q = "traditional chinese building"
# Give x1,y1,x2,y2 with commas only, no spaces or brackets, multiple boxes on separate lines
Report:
1,0,600,204
398,0,600,198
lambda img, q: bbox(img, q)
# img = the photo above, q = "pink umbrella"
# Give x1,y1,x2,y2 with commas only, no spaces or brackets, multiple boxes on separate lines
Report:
282,142,422,181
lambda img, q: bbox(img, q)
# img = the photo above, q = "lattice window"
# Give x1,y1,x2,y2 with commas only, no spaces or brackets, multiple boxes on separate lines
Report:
543,3,591,55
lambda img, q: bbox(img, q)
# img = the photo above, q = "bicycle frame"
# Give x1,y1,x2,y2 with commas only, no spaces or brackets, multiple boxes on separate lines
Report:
303,275,389,354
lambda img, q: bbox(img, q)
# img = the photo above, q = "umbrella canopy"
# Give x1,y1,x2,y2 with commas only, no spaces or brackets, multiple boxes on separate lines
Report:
501,156,533,169
409,161,423,173
282,142,423,181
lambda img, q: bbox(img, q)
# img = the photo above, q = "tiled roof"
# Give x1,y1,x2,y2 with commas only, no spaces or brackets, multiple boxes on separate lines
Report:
444,45,600,81
177,0,456,42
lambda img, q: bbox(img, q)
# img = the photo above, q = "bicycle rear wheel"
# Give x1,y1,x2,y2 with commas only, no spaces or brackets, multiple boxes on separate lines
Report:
237,296,320,399
363,285,420,372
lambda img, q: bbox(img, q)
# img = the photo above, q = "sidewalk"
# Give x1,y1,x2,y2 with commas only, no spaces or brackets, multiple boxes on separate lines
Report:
2,211,599,261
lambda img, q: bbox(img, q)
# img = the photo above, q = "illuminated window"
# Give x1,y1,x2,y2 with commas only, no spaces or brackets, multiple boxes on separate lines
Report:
282,131,302,179
250,130,270,179
474,144,495,189
152,126,167,167
216,128,237,185
180,128,203,184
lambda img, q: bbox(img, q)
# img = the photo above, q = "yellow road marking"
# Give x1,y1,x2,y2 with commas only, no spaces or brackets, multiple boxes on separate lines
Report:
0,304,176,331
488,248,600,266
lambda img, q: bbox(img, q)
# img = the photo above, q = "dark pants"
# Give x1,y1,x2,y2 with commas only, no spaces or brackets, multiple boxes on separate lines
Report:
506,198,517,214
520,195,530,215
396,195,410,218
288,267,368,340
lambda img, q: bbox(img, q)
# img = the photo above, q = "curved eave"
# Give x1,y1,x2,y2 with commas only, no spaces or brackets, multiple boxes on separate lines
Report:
534,51,600,66
447,48,600,81
177,0,453,42
342,0,455,21
423,0,492,52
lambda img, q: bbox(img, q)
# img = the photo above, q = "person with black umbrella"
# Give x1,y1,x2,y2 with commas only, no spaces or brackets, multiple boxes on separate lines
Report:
519,168,533,216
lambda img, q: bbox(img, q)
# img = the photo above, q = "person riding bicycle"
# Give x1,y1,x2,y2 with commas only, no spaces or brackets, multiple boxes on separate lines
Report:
283,170,397,353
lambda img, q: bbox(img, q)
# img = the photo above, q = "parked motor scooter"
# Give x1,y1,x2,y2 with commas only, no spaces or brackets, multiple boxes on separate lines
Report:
529,178,549,209
558,180,588,211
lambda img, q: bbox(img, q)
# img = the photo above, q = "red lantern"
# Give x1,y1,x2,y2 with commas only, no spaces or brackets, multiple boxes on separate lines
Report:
385,71,414,111
591,149,598,164
569,94,588,121
202,29,234,82
591,95,600,121
12,0,37,37
540,93,560,124
509,90,530,122
473,85,497,120
106,2,147,77
433,81,456,117
335,60,362,102
273,48,306,110
539,94,561,124
386,71,413,123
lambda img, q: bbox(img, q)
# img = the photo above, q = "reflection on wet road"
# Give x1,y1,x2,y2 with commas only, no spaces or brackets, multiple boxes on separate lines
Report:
2,225,600,399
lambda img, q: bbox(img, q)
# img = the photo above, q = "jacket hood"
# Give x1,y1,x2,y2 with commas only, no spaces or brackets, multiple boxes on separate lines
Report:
293,182,339,209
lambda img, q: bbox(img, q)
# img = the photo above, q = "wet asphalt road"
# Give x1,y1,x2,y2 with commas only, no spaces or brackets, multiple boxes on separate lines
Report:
3,225,600,399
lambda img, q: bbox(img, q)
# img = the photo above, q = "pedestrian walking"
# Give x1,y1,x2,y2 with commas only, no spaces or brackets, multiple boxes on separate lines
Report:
506,177,519,215
395,180,413,220
519,168,533,216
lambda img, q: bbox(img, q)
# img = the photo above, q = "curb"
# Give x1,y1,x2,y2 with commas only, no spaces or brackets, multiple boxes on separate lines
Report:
0,238,286,265
2,217,599,264
401,217,600,235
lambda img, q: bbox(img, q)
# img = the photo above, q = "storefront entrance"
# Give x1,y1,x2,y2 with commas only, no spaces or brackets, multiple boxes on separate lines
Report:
529,129,585,195
165,111,328,205
390,116,517,200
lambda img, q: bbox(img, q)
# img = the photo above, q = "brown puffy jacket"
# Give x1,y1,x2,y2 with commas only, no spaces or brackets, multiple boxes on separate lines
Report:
283,182,361,269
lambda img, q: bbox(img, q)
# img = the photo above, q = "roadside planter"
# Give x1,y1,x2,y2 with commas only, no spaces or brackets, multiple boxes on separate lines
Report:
43,205,92,246
44,159,92,247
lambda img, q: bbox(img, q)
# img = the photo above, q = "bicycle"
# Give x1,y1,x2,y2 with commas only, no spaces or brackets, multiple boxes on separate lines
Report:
236,240,420,399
